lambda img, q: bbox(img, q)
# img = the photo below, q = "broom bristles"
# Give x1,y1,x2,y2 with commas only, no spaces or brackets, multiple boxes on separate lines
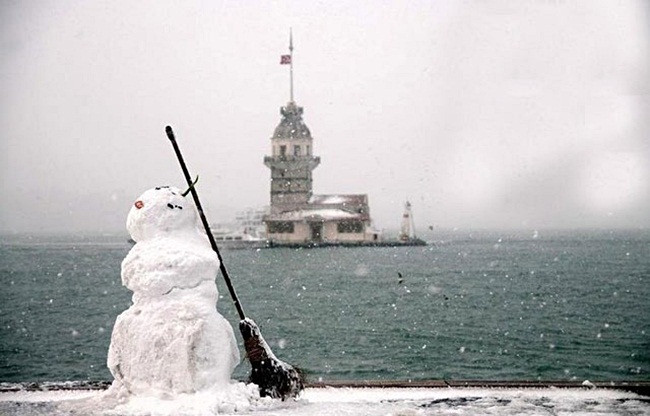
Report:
239,318,304,400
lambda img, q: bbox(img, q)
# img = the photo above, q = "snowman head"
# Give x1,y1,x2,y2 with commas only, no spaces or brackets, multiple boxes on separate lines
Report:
126,186,198,242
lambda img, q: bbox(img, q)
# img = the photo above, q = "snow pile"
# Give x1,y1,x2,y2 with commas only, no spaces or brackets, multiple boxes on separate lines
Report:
99,186,258,412
298,387,650,415
2,387,648,415
100,383,265,415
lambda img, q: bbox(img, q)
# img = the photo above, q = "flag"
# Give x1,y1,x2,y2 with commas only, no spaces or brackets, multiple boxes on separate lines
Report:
280,54,291,65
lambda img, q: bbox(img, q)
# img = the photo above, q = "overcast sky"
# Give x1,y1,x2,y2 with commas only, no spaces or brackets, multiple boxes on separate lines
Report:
1,0,648,234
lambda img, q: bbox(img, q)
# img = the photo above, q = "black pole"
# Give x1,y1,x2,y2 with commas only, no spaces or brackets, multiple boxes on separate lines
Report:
165,125,246,320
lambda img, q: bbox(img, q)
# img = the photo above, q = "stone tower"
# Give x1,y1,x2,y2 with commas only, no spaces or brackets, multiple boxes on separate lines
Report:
264,30,320,213
263,31,381,246
263,101,320,212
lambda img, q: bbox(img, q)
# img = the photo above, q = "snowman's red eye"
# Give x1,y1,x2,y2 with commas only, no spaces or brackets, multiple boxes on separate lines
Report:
135,200,144,209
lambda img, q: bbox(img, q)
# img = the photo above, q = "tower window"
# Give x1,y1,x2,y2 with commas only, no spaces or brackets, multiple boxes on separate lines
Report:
280,145,287,156
268,221,294,233
337,221,364,233
306,145,310,155
294,145,301,156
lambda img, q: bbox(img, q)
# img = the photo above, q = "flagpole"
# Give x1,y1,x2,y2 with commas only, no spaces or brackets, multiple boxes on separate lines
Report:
289,28,294,103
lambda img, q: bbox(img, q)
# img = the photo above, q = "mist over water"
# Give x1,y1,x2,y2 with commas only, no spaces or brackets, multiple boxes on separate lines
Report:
1,0,649,233
1,230,648,383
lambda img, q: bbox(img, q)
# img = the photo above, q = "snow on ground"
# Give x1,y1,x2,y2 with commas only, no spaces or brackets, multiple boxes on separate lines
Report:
1,387,648,415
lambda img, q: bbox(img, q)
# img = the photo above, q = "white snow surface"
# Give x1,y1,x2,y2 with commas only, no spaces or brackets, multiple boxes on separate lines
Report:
105,187,242,404
1,387,647,415
309,195,347,204
270,208,358,221
126,187,198,243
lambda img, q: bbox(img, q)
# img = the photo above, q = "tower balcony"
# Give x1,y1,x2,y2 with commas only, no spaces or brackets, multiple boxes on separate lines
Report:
264,155,321,170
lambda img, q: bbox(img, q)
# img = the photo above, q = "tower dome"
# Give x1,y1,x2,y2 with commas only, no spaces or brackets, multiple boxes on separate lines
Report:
273,101,312,139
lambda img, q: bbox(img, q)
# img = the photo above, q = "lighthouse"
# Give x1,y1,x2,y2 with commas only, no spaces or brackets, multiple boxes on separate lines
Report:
264,30,320,211
263,31,380,245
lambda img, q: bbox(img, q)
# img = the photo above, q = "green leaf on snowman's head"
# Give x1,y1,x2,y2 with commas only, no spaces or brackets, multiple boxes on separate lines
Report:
182,175,199,197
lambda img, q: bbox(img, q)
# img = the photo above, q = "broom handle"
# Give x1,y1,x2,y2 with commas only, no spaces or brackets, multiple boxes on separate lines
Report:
166,126,246,320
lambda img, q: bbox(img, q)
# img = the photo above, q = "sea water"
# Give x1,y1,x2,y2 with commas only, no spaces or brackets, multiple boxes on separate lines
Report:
1,230,648,384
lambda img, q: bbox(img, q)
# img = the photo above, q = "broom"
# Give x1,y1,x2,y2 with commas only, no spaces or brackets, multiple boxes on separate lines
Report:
165,125,304,400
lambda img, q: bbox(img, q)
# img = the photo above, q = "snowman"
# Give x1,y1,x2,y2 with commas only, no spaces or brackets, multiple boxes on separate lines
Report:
107,186,240,397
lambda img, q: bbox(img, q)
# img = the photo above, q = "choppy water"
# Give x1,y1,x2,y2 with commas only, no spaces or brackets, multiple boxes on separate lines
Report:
1,230,648,384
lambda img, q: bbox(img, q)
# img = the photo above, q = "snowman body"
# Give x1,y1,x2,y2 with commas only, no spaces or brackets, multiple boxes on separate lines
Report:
107,187,240,396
